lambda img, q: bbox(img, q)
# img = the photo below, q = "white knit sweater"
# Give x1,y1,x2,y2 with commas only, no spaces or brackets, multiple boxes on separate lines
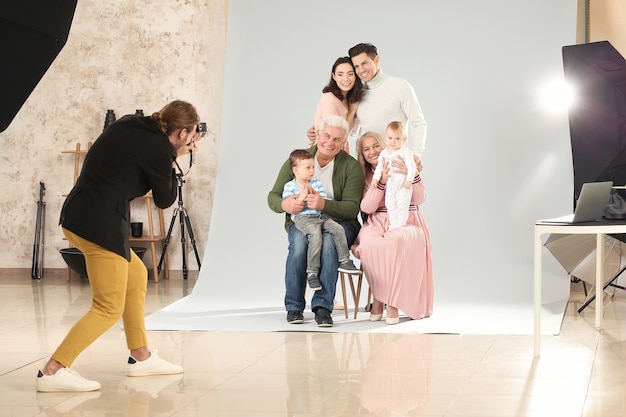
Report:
357,70,427,156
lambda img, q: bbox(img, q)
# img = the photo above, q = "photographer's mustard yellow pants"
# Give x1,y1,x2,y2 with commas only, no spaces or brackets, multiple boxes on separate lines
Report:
52,228,148,367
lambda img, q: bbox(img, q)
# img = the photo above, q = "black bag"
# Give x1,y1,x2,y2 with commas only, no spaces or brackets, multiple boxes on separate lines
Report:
604,187,626,219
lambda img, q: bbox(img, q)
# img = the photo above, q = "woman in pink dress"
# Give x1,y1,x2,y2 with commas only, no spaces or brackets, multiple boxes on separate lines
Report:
351,131,433,324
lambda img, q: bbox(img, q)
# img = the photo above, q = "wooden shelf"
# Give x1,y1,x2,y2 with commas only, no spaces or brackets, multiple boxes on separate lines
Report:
131,193,169,282
130,235,165,242
62,142,92,186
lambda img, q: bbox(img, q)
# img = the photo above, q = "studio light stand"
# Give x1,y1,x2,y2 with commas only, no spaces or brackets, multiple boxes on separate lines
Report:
157,163,201,280
31,181,46,279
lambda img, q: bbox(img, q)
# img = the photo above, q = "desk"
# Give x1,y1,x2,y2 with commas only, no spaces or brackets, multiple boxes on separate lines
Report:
534,220,626,357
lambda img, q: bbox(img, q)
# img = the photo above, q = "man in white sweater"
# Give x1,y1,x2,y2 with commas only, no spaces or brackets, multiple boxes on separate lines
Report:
348,42,427,159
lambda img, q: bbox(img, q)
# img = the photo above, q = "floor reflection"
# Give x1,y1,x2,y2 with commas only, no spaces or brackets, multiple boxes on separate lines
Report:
284,333,349,416
359,334,433,417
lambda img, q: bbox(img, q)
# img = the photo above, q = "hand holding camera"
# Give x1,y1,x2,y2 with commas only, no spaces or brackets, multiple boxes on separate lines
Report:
177,122,207,157
188,122,207,145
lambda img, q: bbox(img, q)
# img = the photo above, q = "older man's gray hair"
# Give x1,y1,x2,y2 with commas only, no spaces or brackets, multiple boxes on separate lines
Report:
317,115,349,139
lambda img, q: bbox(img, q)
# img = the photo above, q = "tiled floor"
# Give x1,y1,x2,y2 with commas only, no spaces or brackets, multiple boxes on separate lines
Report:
1,271,626,417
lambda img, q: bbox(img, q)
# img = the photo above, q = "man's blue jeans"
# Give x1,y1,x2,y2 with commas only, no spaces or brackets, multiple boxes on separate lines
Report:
284,220,357,313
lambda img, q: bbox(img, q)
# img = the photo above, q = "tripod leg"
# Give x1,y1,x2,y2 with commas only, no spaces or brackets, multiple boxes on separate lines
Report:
38,202,46,279
31,202,42,279
182,208,202,269
179,208,188,279
578,265,626,313
158,208,179,274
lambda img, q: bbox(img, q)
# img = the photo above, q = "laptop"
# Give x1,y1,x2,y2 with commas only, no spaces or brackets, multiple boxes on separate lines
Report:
541,181,613,223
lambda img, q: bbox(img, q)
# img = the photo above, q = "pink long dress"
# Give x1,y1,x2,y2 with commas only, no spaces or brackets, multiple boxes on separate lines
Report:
351,170,434,319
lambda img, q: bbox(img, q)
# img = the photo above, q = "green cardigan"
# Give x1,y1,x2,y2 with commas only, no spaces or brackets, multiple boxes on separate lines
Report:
267,146,364,233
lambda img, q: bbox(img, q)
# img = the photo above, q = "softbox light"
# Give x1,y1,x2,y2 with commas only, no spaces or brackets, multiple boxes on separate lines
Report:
562,41,626,200
0,0,78,132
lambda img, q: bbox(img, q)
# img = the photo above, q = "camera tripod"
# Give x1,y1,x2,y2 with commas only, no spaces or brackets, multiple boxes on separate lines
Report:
157,172,201,279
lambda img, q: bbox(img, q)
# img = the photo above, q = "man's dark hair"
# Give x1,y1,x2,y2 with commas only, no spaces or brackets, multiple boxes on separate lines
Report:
348,43,378,60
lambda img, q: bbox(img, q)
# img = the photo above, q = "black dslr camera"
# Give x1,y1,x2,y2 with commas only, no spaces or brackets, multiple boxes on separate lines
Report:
196,122,207,136
187,122,207,146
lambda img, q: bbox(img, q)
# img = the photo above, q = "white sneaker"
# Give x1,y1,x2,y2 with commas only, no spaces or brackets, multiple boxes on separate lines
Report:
36,368,101,392
127,351,183,377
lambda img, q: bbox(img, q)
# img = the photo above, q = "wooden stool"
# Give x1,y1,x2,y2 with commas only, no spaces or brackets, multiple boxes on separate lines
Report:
338,266,371,319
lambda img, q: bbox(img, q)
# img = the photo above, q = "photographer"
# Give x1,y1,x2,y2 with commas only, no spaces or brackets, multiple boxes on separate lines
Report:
36,100,203,392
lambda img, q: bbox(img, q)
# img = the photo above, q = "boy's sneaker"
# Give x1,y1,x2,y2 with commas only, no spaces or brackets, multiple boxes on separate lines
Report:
36,368,101,392
307,274,322,291
338,260,361,274
127,351,183,377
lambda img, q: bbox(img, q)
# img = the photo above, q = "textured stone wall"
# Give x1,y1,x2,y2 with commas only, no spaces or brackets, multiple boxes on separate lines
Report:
0,0,226,273
588,0,626,55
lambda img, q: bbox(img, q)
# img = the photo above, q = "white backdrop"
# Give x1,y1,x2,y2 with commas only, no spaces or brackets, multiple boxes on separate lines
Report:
149,0,578,327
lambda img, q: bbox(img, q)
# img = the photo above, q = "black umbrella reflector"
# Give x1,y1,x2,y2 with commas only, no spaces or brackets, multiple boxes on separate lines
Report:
562,41,626,201
0,0,78,132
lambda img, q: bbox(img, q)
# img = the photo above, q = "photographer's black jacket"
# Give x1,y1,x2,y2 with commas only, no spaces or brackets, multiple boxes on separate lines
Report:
60,115,177,261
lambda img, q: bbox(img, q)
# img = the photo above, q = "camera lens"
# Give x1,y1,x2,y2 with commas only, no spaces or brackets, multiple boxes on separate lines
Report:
196,122,207,137
103,109,116,131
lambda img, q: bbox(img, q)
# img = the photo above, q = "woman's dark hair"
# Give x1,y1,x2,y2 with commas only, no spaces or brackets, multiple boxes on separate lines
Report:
151,100,200,135
321,57,363,103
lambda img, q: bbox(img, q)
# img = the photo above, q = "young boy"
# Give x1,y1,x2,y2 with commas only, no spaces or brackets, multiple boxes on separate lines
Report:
282,149,361,291
372,121,418,230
